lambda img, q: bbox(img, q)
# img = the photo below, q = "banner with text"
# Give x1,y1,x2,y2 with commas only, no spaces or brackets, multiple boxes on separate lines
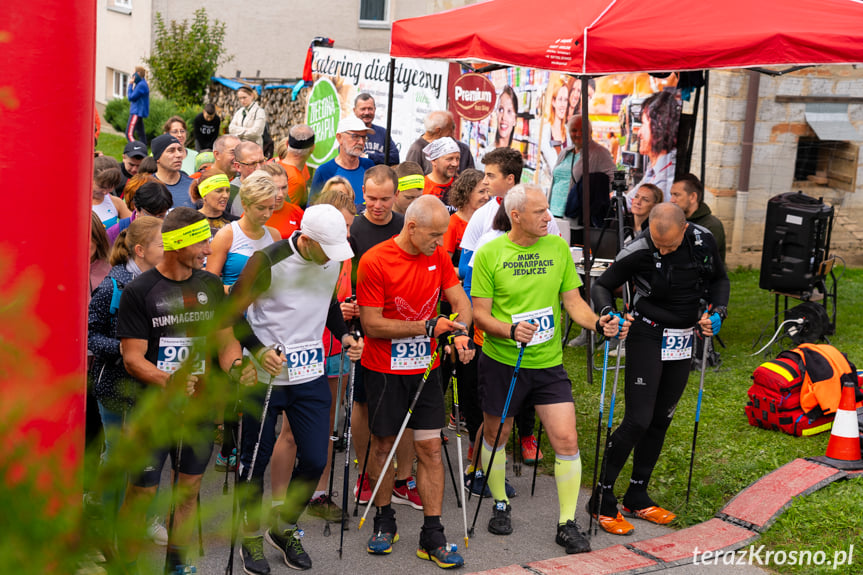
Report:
308,47,449,168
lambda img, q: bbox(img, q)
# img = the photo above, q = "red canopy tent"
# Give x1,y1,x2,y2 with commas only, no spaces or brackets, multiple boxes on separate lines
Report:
389,0,863,380
390,0,863,74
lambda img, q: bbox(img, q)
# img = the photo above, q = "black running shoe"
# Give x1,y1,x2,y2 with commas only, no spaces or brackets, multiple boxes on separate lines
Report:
265,526,312,570
556,520,591,554
487,500,512,535
241,535,271,574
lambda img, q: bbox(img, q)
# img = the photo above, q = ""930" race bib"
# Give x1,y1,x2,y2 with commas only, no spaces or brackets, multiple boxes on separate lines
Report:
391,336,432,370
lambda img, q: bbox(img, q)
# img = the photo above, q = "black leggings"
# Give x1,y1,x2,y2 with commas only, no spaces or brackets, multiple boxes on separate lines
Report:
599,320,691,510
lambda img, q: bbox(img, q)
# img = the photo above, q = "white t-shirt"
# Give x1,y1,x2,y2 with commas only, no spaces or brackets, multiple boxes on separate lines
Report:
460,196,562,253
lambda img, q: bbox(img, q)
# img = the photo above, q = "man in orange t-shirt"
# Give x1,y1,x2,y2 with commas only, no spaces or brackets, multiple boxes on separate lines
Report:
357,195,473,567
422,137,460,212
276,124,315,207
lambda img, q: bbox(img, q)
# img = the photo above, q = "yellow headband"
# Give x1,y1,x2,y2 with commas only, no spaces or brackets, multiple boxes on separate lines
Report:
398,174,425,191
198,174,231,197
162,219,211,251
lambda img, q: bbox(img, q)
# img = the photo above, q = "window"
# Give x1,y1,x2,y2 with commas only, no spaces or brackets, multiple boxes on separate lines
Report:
113,70,129,99
107,0,132,14
359,0,389,27
793,138,858,194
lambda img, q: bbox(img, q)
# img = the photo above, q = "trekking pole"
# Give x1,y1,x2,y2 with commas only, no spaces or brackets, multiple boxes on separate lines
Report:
589,339,611,535
353,442,371,517
225,384,240,574
165,418,185,574
246,345,284,486
512,425,522,477
595,333,623,536
339,332,360,558
468,341,526,538
450,343,469,548
358,313,461,530
196,492,204,556
441,430,461,505
686,334,711,505
323,345,348,537
530,422,543,497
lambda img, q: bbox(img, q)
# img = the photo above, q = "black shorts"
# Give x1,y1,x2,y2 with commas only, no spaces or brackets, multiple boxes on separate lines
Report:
477,353,573,418
131,419,214,487
352,362,367,404
365,368,445,437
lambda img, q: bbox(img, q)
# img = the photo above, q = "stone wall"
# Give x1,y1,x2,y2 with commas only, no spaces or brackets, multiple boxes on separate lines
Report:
690,66,863,266
206,82,312,148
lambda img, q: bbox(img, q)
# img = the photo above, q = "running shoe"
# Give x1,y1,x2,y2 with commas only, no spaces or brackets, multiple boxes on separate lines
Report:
520,435,543,465
463,469,517,498
367,530,399,554
392,477,423,510
556,520,591,554
622,504,676,525
148,516,168,546
241,535,271,575
354,473,372,505
416,543,464,569
215,448,237,472
447,413,468,432
265,526,311,570
487,500,513,535
306,493,344,523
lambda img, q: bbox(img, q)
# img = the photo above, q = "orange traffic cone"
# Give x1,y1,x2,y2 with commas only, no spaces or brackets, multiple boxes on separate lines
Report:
813,378,863,470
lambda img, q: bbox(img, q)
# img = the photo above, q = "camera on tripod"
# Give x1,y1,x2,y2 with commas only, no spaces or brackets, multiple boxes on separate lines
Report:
611,170,628,194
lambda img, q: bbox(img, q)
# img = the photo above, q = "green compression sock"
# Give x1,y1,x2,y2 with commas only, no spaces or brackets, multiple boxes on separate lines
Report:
555,451,582,525
480,438,508,504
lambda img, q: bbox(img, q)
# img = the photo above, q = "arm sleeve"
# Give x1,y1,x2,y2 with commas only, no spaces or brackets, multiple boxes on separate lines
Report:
458,248,474,286
325,298,349,341
706,236,731,308
590,250,640,312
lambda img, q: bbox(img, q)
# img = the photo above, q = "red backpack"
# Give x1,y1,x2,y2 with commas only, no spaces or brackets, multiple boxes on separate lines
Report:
745,344,858,437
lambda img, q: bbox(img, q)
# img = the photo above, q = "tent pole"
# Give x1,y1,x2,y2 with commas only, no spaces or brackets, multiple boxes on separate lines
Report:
700,71,709,181
580,75,594,384
384,58,396,165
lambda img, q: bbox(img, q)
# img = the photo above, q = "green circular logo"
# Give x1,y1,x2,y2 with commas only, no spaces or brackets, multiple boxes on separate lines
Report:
306,78,341,167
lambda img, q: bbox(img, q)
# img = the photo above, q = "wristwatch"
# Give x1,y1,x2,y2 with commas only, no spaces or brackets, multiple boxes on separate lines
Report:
712,306,728,320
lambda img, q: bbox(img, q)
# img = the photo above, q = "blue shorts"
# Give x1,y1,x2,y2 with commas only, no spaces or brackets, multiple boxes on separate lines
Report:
325,352,351,378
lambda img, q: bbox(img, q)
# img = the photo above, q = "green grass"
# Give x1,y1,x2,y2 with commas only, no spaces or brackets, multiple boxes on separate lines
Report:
96,132,127,161
543,267,861,573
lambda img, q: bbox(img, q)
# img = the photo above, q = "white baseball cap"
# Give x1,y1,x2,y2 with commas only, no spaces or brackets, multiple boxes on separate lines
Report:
337,115,375,135
301,204,354,262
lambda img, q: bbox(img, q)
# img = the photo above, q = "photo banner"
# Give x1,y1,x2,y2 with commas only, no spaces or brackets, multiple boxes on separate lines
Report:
308,47,449,168
455,68,679,205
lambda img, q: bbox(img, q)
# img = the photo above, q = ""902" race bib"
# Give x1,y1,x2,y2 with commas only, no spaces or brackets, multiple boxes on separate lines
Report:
285,341,325,382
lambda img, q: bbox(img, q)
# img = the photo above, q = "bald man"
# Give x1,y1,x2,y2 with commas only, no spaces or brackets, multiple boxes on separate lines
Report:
590,203,729,535
471,184,623,553
356,195,473,568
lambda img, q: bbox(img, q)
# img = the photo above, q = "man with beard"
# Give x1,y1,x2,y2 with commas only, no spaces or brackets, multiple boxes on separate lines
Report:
309,116,375,211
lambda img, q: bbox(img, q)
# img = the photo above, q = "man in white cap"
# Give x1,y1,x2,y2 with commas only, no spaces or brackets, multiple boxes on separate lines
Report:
227,203,363,574
309,116,375,211
423,136,460,212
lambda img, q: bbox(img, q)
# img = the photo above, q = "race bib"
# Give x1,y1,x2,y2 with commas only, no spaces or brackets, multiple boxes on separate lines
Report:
511,307,555,346
661,328,694,361
157,337,206,374
391,336,432,370
285,341,325,382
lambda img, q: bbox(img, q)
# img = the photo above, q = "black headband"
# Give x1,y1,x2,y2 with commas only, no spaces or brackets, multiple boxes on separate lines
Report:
289,134,316,149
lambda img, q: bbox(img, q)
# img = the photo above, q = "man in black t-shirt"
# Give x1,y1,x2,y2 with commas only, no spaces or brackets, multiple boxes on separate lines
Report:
117,208,254,574
193,103,221,152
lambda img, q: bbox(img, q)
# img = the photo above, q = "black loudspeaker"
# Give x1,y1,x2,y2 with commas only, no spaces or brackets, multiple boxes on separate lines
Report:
759,191,833,294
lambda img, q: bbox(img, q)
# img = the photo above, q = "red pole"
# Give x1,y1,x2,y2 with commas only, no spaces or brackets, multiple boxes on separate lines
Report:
0,1,95,496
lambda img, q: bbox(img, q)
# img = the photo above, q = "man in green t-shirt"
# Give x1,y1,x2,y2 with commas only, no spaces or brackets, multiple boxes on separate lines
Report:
471,183,628,554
